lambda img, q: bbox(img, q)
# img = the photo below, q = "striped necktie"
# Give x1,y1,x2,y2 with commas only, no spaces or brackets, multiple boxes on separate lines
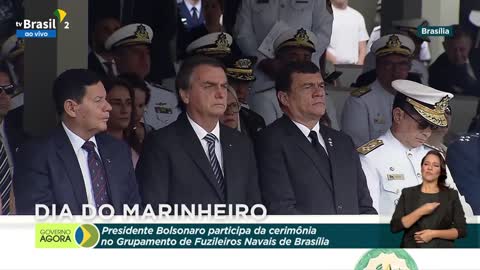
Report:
203,133,225,198
81,141,111,208
0,137,12,215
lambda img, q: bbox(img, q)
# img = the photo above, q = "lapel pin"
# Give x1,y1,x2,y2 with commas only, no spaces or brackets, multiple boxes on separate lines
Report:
328,138,333,147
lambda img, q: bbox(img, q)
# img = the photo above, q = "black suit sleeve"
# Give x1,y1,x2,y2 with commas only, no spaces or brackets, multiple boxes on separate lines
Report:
350,137,377,214
13,141,53,215
450,189,467,239
390,190,407,233
255,133,301,215
135,133,170,208
121,142,142,207
246,139,261,206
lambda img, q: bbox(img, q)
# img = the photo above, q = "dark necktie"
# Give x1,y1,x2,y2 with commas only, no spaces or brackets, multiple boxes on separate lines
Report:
82,141,111,208
103,61,115,77
191,7,199,25
308,130,332,178
0,138,12,215
204,133,225,199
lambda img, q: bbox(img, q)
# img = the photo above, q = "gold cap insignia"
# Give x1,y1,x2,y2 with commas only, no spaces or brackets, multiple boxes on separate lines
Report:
294,28,310,44
215,33,230,50
406,95,452,127
386,35,401,49
135,24,149,40
234,58,252,69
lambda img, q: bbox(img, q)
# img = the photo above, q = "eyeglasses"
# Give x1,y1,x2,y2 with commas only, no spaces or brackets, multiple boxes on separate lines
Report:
225,102,240,113
0,84,16,95
404,109,439,130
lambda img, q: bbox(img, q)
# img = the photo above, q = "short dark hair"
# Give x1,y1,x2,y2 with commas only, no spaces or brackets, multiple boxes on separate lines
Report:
421,150,449,190
175,55,226,111
52,69,102,115
118,72,151,105
445,24,473,42
275,61,320,93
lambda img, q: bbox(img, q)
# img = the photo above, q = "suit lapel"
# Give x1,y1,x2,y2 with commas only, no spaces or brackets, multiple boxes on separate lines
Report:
180,2,194,27
282,117,333,191
54,127,88,207
178,114,225,201
319,126,338,188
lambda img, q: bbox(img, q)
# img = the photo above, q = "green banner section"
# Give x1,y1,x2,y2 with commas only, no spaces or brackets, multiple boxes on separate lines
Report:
36,223,79,248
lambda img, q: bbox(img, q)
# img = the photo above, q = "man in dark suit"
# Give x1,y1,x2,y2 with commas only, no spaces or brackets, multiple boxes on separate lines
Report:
178,0,205,31
136,56,261,209
14,69,141,215
429,25,480,96
255,61,376,215
88,16,121,77
447,133,480,215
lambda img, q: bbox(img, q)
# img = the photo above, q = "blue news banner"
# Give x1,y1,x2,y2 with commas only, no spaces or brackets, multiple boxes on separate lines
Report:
88,224,479,249
16,30,56,38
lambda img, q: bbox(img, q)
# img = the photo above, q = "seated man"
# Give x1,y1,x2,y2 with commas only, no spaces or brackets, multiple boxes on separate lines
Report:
429,25,480,96
14,69,141,215
256,61,376,215
358,79,472,216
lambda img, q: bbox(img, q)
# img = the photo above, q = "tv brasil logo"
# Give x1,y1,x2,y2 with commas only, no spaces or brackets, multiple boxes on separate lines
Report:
16,9,69,38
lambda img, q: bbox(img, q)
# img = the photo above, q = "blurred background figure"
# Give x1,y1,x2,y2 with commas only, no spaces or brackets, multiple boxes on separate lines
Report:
224,55,265,139
391,150,467,248
103,77,139,167
118,73,154,156
88,16,121,77
447,133,480,215
326,0,369,65
429,25,480,96
219,86,241,130
178,0,205,31
342,34,414,147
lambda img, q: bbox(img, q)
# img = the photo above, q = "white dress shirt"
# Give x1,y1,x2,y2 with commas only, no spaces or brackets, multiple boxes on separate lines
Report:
62,122,101,207
187,113,224,173
94,52,118,76
291,120,328,155
184,0,202,17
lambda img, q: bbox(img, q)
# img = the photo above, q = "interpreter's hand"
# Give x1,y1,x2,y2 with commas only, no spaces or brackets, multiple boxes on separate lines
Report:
414,229,435,244
418,202,440,216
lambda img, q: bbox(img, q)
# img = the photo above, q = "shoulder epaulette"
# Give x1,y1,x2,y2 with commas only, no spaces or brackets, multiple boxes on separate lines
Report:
256,86,275,94
148,81,174,92
350,86,371,97
357,139,384,155
423,143,442,152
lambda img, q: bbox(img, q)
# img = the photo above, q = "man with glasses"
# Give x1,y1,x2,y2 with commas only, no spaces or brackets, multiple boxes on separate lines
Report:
256,61,376,215
0,68,14,214
358,79,473,216
342,34,414,147
224,55,265,139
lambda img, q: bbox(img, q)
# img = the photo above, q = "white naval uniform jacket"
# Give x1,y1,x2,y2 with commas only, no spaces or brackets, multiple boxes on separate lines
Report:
359,129,473,217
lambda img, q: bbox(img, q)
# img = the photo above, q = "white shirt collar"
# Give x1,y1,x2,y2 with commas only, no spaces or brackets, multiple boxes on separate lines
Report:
186,113,220,142
62,122,98,153
291,119,320,139
184,0,201,13
386,128,422,152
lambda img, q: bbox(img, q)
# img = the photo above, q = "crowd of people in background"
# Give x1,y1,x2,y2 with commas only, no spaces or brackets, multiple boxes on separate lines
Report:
0,1,480,247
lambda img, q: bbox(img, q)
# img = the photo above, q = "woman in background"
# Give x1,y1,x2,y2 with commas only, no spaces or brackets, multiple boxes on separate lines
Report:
118,73,154,155
390,150,467,248
103,77,139,167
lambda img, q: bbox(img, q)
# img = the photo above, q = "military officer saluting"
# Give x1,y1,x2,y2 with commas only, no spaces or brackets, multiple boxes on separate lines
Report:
342,34,415,147
105,23,180,130
358,80,473,216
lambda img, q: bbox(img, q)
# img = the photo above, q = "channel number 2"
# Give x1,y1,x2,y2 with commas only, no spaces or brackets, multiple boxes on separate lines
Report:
64,21,70,29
